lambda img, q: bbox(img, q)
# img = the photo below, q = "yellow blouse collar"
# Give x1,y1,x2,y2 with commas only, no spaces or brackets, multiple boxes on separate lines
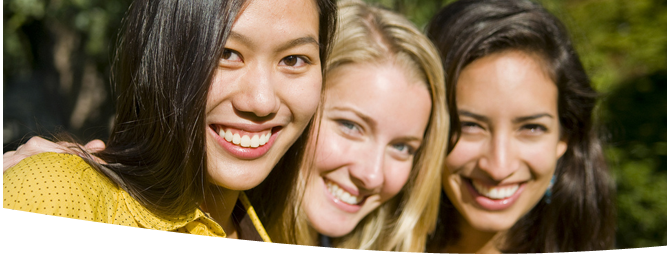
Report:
120,189,226,237
120,190,270,242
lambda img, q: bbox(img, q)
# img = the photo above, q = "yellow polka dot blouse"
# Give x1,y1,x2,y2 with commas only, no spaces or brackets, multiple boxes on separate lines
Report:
4,152,271,242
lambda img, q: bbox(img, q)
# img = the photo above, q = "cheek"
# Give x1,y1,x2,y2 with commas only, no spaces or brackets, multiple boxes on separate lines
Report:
520,140,561,177
282,73,322,121
314,126,348,174
205,70,227,112
380,162,413,200
446,140,480,171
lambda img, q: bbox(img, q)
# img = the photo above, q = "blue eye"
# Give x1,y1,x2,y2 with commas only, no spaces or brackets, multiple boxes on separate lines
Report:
390,142,417,160
339,120,357,130
393,143,409,153
336,120,362,136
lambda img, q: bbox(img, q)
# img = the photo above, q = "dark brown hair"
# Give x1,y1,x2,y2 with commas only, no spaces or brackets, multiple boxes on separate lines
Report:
92,0,337,219
426,0,616,253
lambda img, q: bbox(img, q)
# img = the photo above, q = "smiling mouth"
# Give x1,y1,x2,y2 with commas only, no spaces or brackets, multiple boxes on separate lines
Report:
468,178,520,200
213,125,275,148
325,180,365,205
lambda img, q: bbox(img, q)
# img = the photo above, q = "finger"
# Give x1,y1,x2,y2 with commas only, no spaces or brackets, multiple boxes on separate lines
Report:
22,137,68,154
84,139,106,152
3,151,17,172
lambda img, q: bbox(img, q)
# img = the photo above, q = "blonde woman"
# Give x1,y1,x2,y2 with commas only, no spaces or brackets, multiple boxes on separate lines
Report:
249,0,448,251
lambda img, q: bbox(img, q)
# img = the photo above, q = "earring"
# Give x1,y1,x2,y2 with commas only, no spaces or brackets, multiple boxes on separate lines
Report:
545,175,556,204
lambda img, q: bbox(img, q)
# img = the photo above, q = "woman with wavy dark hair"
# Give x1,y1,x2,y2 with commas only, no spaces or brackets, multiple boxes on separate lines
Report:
425,0,615,253
4,0,336,241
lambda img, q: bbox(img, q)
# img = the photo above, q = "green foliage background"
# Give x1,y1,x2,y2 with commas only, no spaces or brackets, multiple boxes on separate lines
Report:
4,0,667,249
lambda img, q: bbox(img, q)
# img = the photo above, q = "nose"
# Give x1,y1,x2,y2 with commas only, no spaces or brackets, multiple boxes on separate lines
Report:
232,63,281,118
478,132,520,181
349,146,385,192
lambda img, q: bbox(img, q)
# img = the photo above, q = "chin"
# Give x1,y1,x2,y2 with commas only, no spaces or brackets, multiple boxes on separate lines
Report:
309,218,357,238
462,209,521,233
469,218,515,233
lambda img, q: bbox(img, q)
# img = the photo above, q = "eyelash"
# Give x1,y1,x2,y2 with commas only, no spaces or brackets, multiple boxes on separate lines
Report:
337,120,361,135
221,49,242,62
521,124,548,134
460,121,484,133
280,55,312,68
392,143,416,156
219,49,312,71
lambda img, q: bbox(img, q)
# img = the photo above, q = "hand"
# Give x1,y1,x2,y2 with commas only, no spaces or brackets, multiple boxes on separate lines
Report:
3,137,107,172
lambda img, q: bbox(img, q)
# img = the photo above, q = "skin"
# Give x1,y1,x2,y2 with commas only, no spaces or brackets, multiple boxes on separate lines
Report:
302,61,432,237
202,0,322,238
443,51,567,253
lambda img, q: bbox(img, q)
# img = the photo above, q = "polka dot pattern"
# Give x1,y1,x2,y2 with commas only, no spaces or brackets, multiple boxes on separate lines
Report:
3,152,269,239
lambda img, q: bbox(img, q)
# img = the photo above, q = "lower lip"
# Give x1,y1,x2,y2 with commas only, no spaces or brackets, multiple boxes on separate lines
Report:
322,178,362,213
464,179,525,211
208,126,279,160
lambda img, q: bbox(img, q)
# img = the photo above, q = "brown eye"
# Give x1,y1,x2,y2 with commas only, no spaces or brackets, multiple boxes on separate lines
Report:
220,49,241,62
222,50,232,59
279,55,310,68
283,55,298,66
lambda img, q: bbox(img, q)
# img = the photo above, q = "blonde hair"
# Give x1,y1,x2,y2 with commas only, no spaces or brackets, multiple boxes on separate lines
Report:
263,0,448,252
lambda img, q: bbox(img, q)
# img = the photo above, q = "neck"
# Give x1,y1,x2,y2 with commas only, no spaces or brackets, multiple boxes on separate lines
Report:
446,216,503,254
201,185,240,239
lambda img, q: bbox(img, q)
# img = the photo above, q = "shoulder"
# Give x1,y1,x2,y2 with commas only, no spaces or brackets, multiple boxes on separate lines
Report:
4,152,120,222
4,152,116,193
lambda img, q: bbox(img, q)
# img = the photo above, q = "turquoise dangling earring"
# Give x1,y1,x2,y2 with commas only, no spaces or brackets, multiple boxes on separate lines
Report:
545,175,556,204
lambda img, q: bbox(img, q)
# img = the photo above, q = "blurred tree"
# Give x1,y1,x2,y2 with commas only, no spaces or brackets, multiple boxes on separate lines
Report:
604,71,667,248
3,0,131,150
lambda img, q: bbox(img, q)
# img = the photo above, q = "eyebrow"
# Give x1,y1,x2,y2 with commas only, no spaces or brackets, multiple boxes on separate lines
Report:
329,106,424,142
330,106,377,128
458,110,489,123
458,110,553,124
513,113,554,123
276,36,319,53
228,31,319,53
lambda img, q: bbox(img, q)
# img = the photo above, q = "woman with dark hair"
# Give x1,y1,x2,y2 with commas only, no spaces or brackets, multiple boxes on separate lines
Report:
425,0,615,253
4,0,336,241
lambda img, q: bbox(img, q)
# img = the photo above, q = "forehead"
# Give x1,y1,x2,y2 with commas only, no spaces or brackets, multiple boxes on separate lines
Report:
456,51,558,114
232,0,319,38
325,62,432,132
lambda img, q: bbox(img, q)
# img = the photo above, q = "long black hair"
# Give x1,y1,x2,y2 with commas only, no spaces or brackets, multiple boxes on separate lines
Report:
426,0,616,252
94,0,245,217
93,0,337,219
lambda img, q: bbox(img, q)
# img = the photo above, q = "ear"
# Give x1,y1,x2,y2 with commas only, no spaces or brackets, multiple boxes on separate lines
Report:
556,138,568,159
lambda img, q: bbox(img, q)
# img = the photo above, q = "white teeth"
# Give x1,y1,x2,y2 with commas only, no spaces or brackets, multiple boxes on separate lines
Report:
240,135,251,147
250,135,260,148
219,128,272,148
325,180,361,205
472,180,519,199
224,130,233,142
260,133,270,145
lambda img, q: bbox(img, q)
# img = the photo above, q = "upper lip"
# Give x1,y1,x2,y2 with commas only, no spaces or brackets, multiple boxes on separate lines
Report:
463,177,526,187
211,122,281,133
